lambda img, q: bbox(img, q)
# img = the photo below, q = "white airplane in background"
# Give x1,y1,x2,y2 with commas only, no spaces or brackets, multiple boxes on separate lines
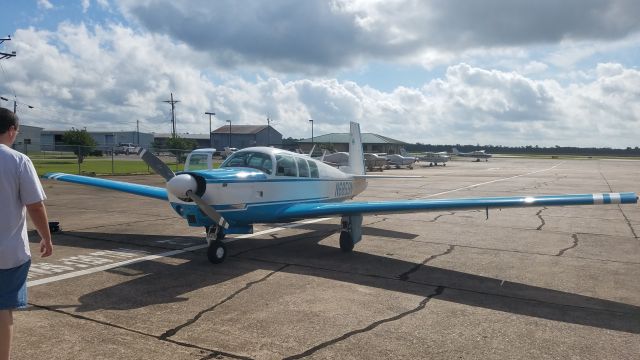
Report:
452,147,492,161
44,122,637,264
417,152,450,166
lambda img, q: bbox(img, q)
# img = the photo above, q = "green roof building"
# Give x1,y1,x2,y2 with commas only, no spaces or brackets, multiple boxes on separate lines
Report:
298,133,408,154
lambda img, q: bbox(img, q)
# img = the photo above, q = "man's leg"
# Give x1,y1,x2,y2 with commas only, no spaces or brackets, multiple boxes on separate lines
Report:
0,309,13,360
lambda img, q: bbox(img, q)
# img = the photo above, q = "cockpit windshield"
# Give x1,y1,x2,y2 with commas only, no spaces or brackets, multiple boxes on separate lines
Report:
220,151,273,174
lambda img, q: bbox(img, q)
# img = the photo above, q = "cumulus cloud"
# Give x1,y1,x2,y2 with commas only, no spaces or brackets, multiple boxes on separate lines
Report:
115,0,640,72
37,0,54,10
2,22,638,148
81,0,90,13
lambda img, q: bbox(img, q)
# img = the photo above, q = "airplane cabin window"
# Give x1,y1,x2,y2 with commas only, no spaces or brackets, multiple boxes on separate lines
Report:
296,157,310,177
276,154,297,177
308,160,319,178
221,151,273,174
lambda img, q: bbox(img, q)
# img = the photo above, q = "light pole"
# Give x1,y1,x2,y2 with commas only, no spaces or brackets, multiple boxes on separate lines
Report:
205,111,216,148
309,119,314,152
226,120,232,149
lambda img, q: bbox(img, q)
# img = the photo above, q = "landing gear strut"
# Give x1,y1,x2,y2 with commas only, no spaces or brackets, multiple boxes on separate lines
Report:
339,215,363,252
206,225,227,264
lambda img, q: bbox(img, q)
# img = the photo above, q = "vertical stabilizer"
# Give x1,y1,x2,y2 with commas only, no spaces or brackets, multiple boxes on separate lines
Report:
347,122,365,175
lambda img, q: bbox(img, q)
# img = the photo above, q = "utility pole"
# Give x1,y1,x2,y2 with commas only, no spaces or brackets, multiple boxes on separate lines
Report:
266,115,270,147
0,36,16,60
226,120,232,148
0,96,30,114
136,120,140,145
1,37,33,114
309,119,314,151
163,93,180,138
205,111,216,148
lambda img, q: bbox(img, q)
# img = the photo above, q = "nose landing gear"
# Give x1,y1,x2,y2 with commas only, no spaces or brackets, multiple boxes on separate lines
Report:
206,225,227,264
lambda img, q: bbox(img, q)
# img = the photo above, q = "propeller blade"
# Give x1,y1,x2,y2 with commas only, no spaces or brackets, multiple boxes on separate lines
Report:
186,190,229,229
138,148,175,181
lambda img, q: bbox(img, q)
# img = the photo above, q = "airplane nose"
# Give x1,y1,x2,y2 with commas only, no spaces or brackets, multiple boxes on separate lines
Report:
166,173,198,201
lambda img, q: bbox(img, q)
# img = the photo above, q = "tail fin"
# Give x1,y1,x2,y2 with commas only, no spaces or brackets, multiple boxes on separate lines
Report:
400,148,409,157
347,122,365,175
452,147,460,155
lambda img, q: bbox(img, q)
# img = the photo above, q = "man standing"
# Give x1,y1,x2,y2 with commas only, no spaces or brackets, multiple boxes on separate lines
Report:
0,107,53,360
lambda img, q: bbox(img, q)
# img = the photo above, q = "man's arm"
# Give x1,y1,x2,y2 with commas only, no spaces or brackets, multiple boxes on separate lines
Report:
26,201,53,257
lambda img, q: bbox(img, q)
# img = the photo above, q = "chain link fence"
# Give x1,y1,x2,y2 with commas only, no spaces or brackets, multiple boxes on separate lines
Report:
26,144,195,176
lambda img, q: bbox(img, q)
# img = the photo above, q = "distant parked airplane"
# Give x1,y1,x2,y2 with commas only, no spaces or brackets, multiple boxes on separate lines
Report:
452,147,492,162
417,152,450,166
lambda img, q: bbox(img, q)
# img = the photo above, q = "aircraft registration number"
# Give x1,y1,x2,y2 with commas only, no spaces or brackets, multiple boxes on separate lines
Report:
335,181,353,197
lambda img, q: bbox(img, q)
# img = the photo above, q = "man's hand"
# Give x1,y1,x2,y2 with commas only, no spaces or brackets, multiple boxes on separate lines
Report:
40,238,53,257
26,201,53,258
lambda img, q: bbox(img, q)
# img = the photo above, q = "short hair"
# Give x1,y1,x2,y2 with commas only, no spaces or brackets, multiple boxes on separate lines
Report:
0,107,19,134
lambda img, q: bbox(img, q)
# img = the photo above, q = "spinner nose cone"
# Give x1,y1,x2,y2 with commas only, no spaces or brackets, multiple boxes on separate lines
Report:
166,173,197,200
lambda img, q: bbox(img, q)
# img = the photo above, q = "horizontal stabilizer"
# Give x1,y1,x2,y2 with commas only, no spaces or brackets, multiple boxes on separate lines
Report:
43,173,168,201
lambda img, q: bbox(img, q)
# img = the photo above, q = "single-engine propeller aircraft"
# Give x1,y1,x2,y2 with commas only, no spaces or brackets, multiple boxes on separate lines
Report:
44,123,637,264
452,147,492,161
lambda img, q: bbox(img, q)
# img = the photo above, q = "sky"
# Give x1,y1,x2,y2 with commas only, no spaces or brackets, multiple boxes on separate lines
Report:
0,0,639,147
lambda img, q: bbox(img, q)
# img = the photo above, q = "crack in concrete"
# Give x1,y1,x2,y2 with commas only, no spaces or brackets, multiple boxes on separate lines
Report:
239,256,638,317
28,303,253,360
557,234,579,256
159,264,289,340
397,245,455,281
283,286,445,359
599,167,639,239
536,207,548,231
430,211,456,222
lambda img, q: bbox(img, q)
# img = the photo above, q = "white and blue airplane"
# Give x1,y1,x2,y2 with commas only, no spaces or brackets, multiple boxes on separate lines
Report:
452,147,493,161
44,122,638,264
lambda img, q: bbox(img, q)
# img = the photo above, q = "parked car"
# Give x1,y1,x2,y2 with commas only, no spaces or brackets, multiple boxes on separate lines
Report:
114,143,137,155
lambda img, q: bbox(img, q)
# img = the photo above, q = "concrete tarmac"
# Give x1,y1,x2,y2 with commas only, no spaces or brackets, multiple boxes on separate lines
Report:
13,157,640,359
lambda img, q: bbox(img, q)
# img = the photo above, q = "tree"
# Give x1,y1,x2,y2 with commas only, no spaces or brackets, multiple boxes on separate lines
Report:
165,136,197,163
62,128,97,164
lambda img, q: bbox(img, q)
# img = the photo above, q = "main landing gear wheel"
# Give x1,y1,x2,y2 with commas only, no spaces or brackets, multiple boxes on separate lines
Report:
339,231,354,252
207,240,227,264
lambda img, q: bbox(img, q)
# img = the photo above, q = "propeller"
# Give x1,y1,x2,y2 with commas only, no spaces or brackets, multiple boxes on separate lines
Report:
137,148,229,229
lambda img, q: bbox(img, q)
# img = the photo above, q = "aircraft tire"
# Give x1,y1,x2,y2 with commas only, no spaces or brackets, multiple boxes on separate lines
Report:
339,231,354,252
207,240,227,264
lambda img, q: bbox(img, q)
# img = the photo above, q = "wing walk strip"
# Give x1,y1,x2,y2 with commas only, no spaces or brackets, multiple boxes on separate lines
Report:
27,217,330,287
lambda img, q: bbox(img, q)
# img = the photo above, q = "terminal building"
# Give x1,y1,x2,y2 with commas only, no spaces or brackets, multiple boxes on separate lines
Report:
40,130,154,151
13,124,43,153
212,125,283,149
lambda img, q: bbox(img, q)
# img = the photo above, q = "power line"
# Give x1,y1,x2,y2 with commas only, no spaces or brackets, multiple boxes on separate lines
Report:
0,36,16,60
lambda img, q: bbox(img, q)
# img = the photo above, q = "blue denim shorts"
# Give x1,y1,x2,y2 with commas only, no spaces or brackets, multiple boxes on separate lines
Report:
0,259,31,310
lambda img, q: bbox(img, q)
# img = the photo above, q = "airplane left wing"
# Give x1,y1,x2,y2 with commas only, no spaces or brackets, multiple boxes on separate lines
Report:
43,172,168,201
278,192,638,219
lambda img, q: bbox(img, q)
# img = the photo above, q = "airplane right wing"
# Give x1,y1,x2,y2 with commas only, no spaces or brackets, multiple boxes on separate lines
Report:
277,192,638,219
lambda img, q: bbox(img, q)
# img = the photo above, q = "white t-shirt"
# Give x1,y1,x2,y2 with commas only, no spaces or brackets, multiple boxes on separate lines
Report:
0,144,46,269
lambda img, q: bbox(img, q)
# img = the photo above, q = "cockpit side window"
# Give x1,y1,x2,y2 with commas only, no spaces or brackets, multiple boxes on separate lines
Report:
221,151,273,174
296,157,309,177
307,160,319,178
275,154,297,177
